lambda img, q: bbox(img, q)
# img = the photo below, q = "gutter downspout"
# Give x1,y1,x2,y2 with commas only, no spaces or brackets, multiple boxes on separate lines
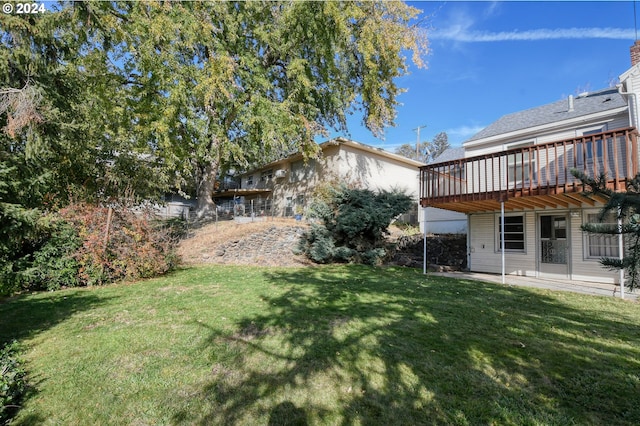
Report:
616,81,637,298
617,82,638,129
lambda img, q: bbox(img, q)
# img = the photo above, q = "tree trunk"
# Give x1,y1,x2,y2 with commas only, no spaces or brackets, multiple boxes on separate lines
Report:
196,158,219,220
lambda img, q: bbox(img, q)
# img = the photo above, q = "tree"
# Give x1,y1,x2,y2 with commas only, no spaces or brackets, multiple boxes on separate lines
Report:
430,131,450,162
64,1,429,218
1,6,168,203
394,131,449,163
1,7,171,292
3,1,428,218
572,169,640,290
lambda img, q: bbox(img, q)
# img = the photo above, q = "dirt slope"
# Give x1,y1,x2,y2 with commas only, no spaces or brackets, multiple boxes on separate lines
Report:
177,218,312,267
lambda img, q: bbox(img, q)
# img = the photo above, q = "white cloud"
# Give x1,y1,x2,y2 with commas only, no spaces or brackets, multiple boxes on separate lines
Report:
432,27,636,42
447,125,485,140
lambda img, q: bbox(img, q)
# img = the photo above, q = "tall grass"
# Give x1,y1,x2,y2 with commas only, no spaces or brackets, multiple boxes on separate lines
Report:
1,265,639,425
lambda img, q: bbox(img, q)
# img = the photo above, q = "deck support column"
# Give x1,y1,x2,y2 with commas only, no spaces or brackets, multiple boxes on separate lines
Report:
619,208,625,299
423,207,428,275
501,201,506,285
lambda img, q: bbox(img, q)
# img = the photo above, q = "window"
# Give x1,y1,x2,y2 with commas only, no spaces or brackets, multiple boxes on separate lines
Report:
576,126,607,167
246,175,254,186
497,215,525,251
507,151,536,186
260,169,273,182
285,196,294,216
585,212,620,258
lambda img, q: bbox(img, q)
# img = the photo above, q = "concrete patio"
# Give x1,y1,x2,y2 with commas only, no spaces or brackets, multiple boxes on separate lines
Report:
430,271,638,301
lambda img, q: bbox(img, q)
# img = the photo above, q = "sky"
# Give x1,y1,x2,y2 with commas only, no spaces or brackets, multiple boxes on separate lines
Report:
333,1,640,152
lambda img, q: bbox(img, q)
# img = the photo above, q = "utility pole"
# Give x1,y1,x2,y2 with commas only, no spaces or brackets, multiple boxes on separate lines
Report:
413,125,427,158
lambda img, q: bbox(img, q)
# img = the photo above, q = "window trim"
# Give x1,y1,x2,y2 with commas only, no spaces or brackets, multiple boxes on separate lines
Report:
505,140,536,186
583,210,621,260
495,214,526,253
260,169,273,182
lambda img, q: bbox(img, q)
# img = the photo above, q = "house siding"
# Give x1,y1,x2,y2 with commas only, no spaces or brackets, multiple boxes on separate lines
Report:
468,208,621,284
232,140,423,221
468,212,536,277
464,112,629,158
571,209,620,284
424,207,467,234
338,144,420,197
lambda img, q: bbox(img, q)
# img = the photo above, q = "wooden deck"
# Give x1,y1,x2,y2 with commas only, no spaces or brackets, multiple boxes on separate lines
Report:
420,128,639,213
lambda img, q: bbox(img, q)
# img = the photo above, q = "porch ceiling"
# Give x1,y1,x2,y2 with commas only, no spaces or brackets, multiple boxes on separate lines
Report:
421,189,608,213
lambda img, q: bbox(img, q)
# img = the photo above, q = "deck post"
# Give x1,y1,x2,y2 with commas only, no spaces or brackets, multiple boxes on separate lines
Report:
501,201,506,285
423,207,428,275
619,209,625,299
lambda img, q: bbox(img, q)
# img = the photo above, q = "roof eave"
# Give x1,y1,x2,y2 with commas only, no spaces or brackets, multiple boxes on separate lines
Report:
240,137,425,177
463,106,629,150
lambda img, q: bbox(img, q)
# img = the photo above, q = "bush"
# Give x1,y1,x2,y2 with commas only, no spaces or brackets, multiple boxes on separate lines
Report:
296,224,335,263
2,204,182,294
298,185,412,265
59,203,180,286
0,340,27,425
24,218,81,291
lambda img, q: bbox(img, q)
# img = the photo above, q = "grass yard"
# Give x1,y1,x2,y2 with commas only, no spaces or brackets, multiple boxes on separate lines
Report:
1,264,640,425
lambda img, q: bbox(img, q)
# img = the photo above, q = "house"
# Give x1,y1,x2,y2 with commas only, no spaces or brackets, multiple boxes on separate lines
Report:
420,43,640,284
214,137,425,223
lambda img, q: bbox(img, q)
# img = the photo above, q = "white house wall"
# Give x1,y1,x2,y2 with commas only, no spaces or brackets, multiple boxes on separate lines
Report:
463,111,630,158
468,212,537,277
424,207,467,234
337,144,419,197
468,209,620,284
237,142,423,221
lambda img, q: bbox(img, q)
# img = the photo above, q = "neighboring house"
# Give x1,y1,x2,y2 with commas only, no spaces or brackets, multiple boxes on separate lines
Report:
420,43,640,284
214,137,425,223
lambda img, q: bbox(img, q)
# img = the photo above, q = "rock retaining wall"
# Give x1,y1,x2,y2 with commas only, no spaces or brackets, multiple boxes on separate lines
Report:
192,223,467,270
199,225,311,267
390,234,467,271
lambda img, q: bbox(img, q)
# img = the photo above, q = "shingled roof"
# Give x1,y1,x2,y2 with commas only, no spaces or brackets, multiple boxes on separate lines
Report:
466,87,627,143
430,146,465,164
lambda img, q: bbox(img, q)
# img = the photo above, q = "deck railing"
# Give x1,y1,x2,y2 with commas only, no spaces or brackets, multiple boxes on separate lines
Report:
420,127,639,205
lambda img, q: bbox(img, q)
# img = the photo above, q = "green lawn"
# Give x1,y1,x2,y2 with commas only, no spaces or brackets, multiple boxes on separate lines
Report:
1,265,640,425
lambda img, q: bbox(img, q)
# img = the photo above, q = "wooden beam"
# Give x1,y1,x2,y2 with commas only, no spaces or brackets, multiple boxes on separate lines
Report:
537,195,569,208
564,192,595,206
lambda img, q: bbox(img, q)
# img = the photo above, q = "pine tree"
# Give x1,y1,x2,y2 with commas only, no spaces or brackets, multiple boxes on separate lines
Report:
572,169,640,290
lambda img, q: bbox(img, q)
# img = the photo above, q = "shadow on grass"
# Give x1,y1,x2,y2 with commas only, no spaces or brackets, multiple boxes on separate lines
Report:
174,265,640,425
0,289,113,424
0,290,110,345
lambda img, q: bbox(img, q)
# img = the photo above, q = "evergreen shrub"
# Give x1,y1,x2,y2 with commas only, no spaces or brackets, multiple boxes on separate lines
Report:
298,185,412,265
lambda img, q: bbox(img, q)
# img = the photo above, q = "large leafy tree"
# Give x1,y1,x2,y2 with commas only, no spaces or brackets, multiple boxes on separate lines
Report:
76,0,428,217
2,1,428,220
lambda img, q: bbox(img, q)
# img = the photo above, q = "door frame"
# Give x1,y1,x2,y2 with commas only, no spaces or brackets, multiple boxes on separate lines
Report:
537,212,570,279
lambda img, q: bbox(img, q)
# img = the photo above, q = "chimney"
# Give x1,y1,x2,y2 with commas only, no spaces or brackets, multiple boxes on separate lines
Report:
568,95,574,112
631,40,640,66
